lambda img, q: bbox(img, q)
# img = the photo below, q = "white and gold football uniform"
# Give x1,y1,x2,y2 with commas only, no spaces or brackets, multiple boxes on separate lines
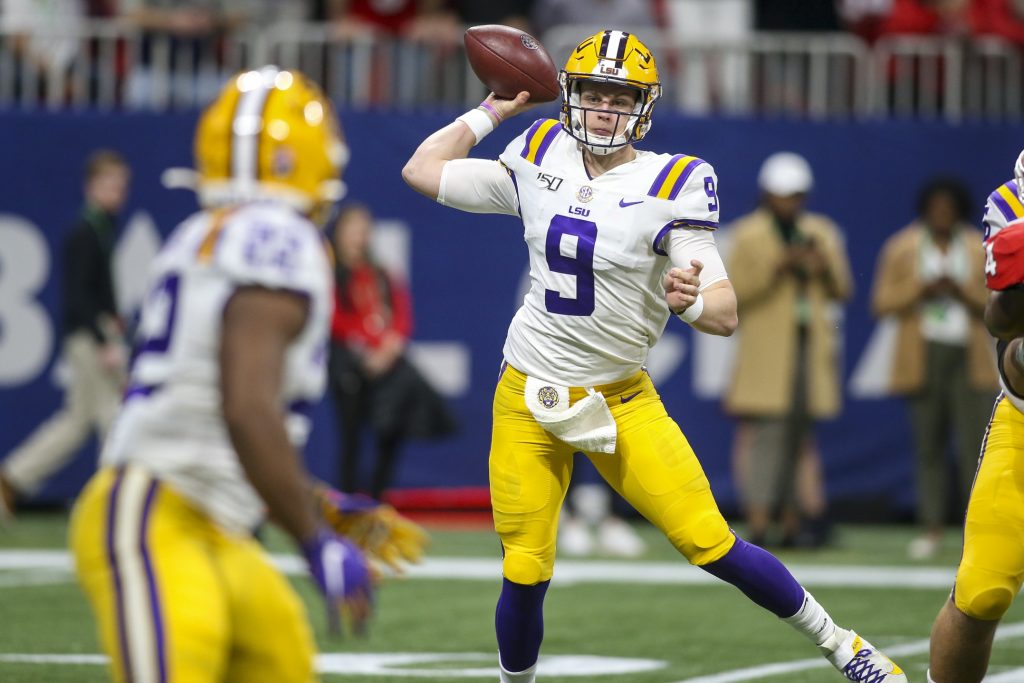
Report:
953,179,1024,621
440,119,734,583
70,202,331,683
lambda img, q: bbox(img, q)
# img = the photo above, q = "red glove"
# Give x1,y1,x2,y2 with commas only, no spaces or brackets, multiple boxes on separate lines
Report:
986,222,1024,291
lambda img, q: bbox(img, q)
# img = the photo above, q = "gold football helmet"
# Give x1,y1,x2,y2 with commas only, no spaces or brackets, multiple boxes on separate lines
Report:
559,30,661,155
193,66,348,214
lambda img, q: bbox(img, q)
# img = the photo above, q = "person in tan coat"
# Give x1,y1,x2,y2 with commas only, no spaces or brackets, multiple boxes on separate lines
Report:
725,152,853,548
871,177,998,560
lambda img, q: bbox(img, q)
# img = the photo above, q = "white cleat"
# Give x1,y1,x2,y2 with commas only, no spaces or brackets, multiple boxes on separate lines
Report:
823,628,907,682
559,516,594,557
597,518,646,558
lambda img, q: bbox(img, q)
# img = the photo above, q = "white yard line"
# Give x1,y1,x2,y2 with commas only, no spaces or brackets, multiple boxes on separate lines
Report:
0,549,959,589
671,622,1024,683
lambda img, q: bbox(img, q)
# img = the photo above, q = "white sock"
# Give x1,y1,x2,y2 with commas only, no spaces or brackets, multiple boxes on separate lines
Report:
499,660,537,682
782,590,838,647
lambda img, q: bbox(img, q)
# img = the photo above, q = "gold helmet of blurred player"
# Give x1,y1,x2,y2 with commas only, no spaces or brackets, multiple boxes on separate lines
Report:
559,30,661,156
193,66,348,215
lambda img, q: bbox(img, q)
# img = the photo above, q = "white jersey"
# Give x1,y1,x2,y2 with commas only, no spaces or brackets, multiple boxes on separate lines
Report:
102,201,333,535
982,179,1024,413
439,118,726,385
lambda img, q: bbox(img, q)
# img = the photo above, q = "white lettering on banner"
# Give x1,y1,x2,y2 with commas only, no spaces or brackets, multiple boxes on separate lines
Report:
113,211,162,317
0,215,53,386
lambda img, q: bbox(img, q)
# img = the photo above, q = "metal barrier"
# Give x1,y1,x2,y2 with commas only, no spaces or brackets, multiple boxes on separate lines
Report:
0,18,1021,123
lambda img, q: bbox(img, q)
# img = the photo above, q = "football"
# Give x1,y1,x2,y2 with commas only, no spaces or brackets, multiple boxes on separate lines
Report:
464,25,560,103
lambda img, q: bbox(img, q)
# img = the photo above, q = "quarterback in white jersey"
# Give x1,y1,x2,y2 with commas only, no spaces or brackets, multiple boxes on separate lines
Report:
404,29,905,683
69,67,373,683
929,151,1024,683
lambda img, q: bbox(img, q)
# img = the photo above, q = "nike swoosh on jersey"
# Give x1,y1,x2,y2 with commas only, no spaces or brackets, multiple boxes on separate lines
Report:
619,199,644,208
620,390,642,403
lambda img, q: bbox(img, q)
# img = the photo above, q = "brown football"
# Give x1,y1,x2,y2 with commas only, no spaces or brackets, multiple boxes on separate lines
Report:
464,25,560,103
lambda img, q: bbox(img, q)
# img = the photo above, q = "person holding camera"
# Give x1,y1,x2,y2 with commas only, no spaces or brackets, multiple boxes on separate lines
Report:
725,152,853,549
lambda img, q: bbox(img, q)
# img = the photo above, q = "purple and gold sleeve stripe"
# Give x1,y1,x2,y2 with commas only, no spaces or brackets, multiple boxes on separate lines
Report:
991,181,1024,223
520,119,561,166
652,219,720,256
648,155,704,200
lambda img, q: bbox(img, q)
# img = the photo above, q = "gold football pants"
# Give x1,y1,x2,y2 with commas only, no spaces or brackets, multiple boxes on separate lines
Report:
491,364,734,585
955,396,1024,621
70,465,316,683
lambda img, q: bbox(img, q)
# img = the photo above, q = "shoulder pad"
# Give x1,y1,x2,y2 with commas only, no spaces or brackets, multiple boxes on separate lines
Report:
648,154,706,200
517,118,564,167
988,180,1024,223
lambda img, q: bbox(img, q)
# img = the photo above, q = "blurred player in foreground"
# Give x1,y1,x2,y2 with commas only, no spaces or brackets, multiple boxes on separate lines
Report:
69,67,424,683
928,151,1024,682
403,29,905,683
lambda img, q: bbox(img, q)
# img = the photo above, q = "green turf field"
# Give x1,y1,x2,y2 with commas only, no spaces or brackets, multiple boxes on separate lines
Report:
3,513,1024,682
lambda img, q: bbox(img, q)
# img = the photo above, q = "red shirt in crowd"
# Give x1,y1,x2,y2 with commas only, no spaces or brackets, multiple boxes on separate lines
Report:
330,263,413,350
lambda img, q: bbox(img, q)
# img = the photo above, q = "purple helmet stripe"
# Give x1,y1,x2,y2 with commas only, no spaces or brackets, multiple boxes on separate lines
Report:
139,479,168,683
666,158,704,200
648,154,684,197
105,468,133,683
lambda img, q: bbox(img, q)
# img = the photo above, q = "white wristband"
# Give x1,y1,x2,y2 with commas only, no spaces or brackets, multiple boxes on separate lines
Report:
456,108,495,145
678,293,704,324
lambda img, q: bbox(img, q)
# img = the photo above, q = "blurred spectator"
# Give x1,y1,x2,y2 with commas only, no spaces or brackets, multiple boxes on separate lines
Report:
870,177,997,560
754,0,841,31
450,0,535,32
559,472,647,559
328,203,456,501
0,150,130,519
327,0,459,105
531,0,657,39
2,0,86,104
328,0,458,44
971,0,1024,44
665,0,752,115
118,0,259,109
724,152,853,548
842,0,971,41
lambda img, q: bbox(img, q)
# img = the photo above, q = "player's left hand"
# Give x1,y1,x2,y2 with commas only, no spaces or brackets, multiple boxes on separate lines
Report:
314,485,430,575
664,260,703,315
302,528,375,636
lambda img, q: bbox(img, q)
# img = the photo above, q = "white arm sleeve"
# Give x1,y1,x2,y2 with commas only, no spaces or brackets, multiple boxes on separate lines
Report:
437,158,519,216
666,228,729,291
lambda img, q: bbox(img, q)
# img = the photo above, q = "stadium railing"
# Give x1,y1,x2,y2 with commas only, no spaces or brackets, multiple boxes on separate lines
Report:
0,18,1020,122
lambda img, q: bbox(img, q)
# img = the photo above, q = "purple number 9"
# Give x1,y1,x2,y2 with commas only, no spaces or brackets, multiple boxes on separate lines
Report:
704,176,719,212
545,215,596,316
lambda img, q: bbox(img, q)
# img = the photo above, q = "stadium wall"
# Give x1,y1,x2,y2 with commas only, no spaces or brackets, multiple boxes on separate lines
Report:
0,108,1013,520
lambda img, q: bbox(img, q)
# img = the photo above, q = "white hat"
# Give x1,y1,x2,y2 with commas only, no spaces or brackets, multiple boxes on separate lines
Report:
758,152,814,196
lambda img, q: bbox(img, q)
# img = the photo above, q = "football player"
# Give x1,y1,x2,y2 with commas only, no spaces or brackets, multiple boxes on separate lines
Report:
69,67,373,683
928,150,1024,683
403,30,906,682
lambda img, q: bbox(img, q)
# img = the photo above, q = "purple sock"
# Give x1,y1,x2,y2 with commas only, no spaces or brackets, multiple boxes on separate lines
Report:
700,535,805,618
495,578,549,672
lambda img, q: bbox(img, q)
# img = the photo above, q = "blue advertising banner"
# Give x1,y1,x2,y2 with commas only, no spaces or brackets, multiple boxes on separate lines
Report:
0,108,1013,517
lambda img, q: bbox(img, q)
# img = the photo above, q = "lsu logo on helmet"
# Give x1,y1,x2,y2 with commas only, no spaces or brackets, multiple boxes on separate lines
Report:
193,66,349,215
559,30,662,155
